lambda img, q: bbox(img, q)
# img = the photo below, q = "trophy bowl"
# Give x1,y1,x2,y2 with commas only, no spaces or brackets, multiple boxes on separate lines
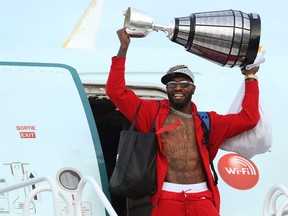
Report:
124,7,154,38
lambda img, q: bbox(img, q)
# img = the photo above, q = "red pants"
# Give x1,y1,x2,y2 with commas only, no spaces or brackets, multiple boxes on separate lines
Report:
151,190,219,216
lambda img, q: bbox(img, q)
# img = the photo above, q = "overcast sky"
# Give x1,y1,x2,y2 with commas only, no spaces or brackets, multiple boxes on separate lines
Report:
0,0,286,76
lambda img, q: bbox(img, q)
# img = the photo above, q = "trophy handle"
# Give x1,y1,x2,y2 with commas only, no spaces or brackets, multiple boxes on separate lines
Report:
123,7,174,38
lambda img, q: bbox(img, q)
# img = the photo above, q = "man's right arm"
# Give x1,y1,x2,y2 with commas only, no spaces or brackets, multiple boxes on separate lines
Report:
106,28,159,132
116,28,130,58
106,28,142,123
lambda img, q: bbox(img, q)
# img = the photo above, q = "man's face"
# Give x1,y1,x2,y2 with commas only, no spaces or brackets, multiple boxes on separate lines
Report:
166,77,196,109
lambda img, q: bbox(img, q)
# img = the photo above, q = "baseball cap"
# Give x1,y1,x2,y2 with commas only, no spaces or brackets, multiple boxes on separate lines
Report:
161,65,195,85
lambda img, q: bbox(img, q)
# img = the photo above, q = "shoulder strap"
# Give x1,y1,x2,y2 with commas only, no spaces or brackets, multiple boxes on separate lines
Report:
198,111,210,146
198,111,218,185
131,102,159,132
152,104,160,132
198,111,210,129
130,102,141,130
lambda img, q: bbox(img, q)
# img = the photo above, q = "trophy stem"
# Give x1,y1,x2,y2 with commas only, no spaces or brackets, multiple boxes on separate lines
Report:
152,22,175,39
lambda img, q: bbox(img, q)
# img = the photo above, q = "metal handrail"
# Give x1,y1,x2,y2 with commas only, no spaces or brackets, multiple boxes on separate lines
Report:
276,200,288,216
75,176,117,216
0,175,60,216
263,184,288,216
0,175,117,216
23,186,74,216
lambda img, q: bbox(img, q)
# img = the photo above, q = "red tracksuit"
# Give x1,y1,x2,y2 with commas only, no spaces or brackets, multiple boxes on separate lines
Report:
106,57,260,215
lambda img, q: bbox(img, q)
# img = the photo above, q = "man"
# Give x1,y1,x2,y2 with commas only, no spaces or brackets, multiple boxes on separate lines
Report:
106,28,260,216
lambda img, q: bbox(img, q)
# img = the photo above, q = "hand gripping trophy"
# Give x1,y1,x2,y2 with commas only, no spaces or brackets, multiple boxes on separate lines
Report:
123,7,261,68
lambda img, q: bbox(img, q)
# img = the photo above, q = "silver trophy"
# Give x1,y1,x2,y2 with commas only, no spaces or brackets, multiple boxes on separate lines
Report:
124,7,261,68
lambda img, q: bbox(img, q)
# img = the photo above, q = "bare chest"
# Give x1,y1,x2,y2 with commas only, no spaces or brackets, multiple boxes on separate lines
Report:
160,113,206,183
160,114,198,157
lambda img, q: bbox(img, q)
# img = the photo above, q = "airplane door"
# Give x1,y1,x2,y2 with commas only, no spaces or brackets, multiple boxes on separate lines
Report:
0,62,109,215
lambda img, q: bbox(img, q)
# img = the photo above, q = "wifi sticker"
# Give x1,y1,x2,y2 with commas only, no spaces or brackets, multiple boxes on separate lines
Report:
217,153,259,190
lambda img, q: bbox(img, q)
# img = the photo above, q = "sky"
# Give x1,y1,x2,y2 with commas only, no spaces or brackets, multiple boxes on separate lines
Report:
0,0,287,113
0,0,286,76
0,0,287,115
2,0,287,116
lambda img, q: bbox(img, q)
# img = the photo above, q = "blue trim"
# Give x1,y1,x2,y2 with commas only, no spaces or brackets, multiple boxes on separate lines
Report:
0,61,111,201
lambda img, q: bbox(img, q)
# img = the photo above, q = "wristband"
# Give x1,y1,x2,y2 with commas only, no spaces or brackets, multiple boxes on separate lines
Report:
244,74,258,80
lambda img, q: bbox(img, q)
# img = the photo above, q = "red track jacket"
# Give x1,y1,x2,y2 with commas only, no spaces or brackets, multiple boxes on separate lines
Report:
106,57,260,212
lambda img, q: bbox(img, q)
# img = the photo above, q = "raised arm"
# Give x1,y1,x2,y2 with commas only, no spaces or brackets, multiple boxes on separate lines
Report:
116,28,130,58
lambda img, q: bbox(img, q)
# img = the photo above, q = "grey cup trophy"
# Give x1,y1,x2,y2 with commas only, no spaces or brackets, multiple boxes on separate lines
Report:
124,7,261,68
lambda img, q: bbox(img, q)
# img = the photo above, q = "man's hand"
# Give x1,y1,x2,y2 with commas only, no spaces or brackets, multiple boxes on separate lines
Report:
116,28,130,57
241,66,259,76
241,66,259,81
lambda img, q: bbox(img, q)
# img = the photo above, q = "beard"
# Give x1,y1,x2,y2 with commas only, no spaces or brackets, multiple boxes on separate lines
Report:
168,91,193,109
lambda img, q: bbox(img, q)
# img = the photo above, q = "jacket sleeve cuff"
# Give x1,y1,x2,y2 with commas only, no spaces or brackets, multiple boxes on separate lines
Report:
112,56,126,68
245,79,259,93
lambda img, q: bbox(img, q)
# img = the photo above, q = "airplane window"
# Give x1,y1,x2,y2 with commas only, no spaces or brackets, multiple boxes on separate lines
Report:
57,168,82,191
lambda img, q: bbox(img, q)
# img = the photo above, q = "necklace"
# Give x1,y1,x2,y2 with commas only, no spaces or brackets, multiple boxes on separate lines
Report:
170,106,193,119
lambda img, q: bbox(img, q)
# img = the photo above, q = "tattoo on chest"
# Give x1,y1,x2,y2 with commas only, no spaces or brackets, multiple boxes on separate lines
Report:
160,114,206,183
161,115,197,156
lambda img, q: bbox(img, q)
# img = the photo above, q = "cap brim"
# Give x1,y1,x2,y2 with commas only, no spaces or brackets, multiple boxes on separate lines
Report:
161,72,193,84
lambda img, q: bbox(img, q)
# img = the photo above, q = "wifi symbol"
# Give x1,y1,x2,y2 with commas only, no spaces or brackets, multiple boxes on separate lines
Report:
218,153,259,190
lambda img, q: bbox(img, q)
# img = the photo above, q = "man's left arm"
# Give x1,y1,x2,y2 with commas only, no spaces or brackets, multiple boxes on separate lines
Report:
208,67,260,158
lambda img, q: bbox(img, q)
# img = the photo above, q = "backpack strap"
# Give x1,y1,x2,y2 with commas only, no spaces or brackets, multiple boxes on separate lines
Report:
198,112,210,146
198,111,218,185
